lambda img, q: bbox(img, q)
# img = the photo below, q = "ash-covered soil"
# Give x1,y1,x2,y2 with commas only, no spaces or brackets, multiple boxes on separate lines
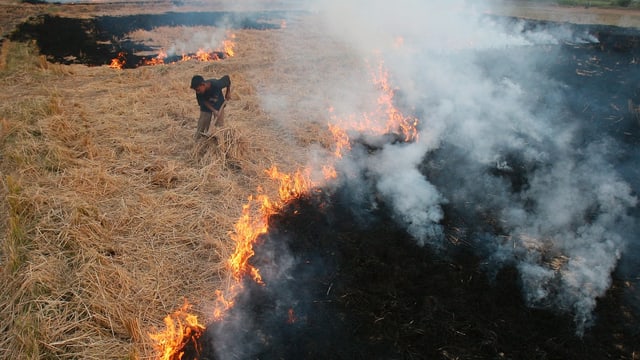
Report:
1,2,639,360
197,190,638,360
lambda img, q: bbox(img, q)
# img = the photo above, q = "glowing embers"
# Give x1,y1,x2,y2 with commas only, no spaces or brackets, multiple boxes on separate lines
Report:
109,34,236,69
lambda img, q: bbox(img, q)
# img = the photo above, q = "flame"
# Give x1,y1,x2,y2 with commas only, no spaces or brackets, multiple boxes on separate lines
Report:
149,300,205,360
228,194,268,284
182,33,235,62
109,52,126,69
111,33,236,69
327,120,352,158
222,34,236,57
152,58,420,359
374,61,419,141
266,166,312,201
228,166,313,284
142,49,167,66
151,151,318,360
393,36,404,49
322,164,338,181
212,289,234,321
180,48,218,62
328,59,419,148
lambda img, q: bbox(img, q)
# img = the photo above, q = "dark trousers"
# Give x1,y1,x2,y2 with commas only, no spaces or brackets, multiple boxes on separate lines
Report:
195,103,226,139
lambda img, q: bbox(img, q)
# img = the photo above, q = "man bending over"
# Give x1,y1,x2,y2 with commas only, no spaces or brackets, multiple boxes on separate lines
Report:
190,74,231,139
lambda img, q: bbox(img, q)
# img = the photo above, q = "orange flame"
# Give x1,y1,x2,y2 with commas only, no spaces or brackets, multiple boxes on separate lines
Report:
111,33,236,69
222,35,236,57
149,300,205,360
212,289,234,321
327,120,352,158
152,166,317,359
142,49,167,66
181,32,235,62
328,59,419,149
228,166,313,284
109,52,126,69
373,61,419,142
266,166,312,201
152,58,420,360
228,194,269,284
393,36,405,49
322,164,338,181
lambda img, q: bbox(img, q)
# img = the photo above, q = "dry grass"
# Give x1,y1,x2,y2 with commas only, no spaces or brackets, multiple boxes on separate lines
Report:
487,0,640,26
0,19,335,359
3,2,636,359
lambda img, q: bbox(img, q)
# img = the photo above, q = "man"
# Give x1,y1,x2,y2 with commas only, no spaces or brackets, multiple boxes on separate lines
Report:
190,74,231,139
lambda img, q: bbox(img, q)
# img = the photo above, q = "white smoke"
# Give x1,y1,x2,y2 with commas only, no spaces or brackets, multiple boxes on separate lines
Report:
370,142,445,246
289,0,638,335
498,144,637,332
185,0,636,341
166,27,230,56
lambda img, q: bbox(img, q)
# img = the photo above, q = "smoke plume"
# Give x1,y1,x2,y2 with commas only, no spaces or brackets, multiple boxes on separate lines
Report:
189,0,638,350
268,0,639,335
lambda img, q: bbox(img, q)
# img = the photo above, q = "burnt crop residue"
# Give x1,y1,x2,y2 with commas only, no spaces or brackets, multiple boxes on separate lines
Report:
194,190,639,360
8,11,290,67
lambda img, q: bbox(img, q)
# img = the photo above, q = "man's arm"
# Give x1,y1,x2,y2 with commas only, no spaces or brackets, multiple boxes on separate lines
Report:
197,93,217,113
203,101,217,113
222,75,231,100
225,83,231,100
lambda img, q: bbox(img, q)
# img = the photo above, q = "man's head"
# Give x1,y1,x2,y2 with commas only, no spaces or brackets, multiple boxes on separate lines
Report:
190,75,206,93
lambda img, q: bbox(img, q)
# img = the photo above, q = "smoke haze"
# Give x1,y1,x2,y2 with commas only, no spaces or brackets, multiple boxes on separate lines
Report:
252,0,639,336
185,1,639,353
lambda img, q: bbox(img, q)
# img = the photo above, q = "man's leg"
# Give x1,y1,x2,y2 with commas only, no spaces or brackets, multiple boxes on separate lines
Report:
195,111,213,139
213,102,227,127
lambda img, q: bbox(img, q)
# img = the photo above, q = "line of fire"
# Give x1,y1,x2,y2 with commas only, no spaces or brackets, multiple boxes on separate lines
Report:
6,7,640,360
109,34,236,69
8,12,282,67
148,60,420,360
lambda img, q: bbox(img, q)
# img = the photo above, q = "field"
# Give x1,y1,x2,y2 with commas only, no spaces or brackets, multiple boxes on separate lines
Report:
0,2,331,358
1,1,639,359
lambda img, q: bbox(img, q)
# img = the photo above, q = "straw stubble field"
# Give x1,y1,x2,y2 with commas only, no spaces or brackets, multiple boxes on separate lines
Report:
0,16,339,358
2,1,640,359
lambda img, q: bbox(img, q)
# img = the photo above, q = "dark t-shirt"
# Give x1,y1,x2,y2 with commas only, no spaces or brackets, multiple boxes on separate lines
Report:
196,75,231,112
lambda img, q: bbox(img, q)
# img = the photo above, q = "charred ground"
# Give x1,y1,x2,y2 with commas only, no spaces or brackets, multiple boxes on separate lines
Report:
191,18,640,360
8,11,289,67
2,4,640,360
194,188,638,360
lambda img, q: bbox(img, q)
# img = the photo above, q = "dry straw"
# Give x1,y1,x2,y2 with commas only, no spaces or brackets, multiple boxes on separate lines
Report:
0,17,335,359
2,2,640,359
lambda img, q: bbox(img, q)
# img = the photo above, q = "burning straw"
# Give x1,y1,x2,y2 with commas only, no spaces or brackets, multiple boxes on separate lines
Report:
148,36,422,360
0,25,316,359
